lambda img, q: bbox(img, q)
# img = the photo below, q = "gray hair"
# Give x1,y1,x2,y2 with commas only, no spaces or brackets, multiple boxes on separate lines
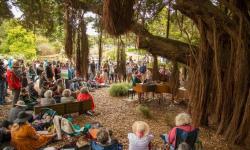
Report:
175,113,192,126
44,90,53,98
97,128,110,145
62,89,71,97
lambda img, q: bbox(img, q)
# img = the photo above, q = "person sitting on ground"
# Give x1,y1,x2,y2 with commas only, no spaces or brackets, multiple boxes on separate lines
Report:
8,100,27,122
91,128,118,149
40,90,56,106
27,82,39,101
95,72,105,87
11,111,55,150
164,113,195,149
0,120,13,143
61,89,75,103
77,87,95,112
128,121,154,150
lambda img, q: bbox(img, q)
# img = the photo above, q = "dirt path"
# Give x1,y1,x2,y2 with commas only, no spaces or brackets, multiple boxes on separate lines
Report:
0,88,244,149
75,88,231,150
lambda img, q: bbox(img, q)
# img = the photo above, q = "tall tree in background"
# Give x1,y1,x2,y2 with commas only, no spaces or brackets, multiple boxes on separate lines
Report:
97,16,103,70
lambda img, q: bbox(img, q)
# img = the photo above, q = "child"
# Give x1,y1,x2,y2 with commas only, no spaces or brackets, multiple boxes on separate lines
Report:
77,87,95,112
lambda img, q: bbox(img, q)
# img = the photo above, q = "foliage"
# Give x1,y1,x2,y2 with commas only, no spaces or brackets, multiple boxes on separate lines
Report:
136,105,152,119
109,82,132,97
0,20,36,59
147,8,200,44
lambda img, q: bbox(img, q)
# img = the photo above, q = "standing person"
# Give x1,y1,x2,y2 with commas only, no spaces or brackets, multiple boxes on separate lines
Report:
126,63,133,83
28,64,36,82
109,62,114,83
0,60,6,105
103,61,109,84
139,63,147,82
54,64,61,80
90,60,96,80
45,62,53,81
7,62,22,106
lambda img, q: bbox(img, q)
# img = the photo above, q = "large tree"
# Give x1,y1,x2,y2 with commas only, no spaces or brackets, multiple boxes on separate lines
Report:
4,0,250,147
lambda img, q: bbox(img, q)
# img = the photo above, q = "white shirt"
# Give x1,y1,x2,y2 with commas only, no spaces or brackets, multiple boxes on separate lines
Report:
128,133,154,150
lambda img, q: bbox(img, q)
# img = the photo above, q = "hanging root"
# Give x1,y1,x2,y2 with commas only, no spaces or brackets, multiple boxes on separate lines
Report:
103,0,135,36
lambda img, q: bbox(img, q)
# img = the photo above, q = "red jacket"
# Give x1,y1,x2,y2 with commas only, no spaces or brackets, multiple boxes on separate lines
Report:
77,93,95,111
7,69,21,90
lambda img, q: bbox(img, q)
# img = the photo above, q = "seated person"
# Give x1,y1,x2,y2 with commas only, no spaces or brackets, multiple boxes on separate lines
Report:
53,86,64,103
61,89,75,103
40,81,50,98
95,72,105,86
77,87,95,112
40,90,56,106
163,113,195,149
91,128,118,149
131,72,142,86
8,101,27,122
27,82,39,101
0,120,13,143
11,111,55,150
128,121,154,150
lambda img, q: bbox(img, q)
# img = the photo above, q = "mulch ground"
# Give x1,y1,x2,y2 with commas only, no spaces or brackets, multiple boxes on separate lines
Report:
0,88,248,150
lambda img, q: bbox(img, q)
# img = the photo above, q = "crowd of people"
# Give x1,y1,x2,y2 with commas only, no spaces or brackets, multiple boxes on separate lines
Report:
0,57,196,150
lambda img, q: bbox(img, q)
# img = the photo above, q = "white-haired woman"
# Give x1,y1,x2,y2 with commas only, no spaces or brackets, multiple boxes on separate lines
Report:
164,113,195,149
40,90,56,106
60,89,75,103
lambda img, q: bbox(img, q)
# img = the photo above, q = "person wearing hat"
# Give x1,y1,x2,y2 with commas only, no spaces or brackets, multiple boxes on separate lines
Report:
6,61,22,106
11,111,55,150
0,59,6,105
128,121,154,150
7,100,27,122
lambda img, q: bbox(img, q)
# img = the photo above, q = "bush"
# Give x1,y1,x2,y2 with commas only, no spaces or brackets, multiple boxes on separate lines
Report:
109,82,132,97
136,105,152,119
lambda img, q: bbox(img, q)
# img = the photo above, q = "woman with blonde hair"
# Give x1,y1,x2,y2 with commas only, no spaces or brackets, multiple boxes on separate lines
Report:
77,87,95,112
163,113,195,149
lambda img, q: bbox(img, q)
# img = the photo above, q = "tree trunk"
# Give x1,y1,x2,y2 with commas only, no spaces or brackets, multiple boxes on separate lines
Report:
98,17,103,71
152,55,159,81
175,0,250,145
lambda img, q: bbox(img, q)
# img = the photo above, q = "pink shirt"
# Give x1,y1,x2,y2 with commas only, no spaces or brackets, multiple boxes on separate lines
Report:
168,125,195,147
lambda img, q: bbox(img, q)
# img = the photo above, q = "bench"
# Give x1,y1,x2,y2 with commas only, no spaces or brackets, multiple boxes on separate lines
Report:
34,101,92,115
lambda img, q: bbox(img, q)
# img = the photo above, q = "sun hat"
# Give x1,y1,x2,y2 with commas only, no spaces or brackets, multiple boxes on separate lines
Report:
14,100,27,107
132,121,150,138
14,111,33,124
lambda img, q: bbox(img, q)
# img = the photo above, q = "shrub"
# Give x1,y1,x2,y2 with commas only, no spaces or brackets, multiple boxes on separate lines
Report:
136,105,152,119
109,82,132,97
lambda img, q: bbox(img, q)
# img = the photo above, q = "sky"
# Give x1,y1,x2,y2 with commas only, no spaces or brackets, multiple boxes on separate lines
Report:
8,2,98,36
